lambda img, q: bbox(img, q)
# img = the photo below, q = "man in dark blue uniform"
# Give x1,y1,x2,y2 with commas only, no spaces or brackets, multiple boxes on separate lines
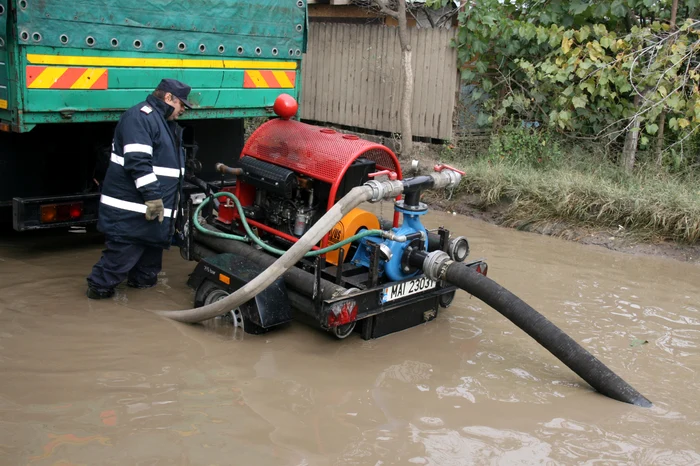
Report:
86,79,192,299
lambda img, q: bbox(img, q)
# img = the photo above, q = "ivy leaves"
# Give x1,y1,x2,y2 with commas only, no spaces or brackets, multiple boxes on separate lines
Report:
456,0,700,151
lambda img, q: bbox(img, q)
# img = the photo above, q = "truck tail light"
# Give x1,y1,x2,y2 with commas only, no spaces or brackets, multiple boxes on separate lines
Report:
40,204,57,223
328,300,358,327
41,202,84,223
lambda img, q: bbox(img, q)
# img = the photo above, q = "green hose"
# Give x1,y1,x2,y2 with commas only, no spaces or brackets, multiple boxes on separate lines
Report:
193,191,386,257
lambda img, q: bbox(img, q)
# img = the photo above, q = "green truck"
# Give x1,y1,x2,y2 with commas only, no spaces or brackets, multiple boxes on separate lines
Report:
0,0,306,229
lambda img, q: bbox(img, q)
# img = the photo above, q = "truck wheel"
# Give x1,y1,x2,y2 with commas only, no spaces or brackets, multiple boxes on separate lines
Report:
195,280,267,335
331,321,356,339
439,290,456,308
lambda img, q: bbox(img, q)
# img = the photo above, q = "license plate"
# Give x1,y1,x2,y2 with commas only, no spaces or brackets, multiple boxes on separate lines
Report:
381,276,436,303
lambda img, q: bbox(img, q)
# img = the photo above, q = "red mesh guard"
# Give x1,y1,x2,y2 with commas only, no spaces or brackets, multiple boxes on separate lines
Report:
242,119,402,183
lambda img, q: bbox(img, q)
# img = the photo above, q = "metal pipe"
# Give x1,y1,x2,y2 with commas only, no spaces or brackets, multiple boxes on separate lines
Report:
215,163,244,176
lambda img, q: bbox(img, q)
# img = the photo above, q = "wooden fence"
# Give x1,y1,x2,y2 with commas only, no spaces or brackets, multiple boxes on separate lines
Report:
300,23,458,140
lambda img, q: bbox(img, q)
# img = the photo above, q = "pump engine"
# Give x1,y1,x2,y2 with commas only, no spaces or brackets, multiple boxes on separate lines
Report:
186,102,485,339
218,118,401,266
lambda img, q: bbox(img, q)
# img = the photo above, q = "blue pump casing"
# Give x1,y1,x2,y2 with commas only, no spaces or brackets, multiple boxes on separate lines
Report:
351,203,428,281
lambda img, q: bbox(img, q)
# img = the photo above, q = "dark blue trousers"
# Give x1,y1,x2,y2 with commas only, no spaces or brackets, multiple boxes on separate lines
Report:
87,238,163,293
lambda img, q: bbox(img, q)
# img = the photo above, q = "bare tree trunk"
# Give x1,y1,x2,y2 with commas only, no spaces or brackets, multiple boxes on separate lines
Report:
622,95,641,173
670,0,678,28
397,0,413,157
373,0,413,156
654,0,678,167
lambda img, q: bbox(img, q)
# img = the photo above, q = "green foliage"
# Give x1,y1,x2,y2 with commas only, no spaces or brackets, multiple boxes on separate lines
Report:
456,0,700,157
486,123,563,169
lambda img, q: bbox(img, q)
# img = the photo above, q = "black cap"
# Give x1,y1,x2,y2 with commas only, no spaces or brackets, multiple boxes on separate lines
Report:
156,78,193,109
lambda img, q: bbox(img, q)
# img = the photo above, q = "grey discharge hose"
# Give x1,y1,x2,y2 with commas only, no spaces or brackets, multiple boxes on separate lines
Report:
157,179,405,323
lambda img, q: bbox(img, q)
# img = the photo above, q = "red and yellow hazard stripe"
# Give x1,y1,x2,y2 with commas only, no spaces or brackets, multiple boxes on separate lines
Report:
27,53,297,70
26,66,108,89
243,70,296,89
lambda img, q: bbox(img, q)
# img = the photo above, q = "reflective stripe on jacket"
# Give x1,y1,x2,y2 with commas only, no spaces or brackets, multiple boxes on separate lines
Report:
97,95,185,248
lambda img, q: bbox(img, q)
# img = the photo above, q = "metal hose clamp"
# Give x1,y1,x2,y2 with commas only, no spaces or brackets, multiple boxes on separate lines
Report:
422,251,452,281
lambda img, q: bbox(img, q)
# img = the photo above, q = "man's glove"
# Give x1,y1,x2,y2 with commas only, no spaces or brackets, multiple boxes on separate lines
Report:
145,199,165,223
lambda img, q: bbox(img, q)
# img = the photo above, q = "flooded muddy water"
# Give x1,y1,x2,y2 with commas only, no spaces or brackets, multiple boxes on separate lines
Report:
0,209,699,465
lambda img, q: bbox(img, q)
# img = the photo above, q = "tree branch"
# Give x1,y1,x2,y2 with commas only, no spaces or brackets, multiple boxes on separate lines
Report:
373,0,399,19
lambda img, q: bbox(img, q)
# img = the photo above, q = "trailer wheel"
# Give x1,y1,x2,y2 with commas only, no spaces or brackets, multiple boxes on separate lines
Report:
439,290,456,308
195,281,267,335
331,321,356,339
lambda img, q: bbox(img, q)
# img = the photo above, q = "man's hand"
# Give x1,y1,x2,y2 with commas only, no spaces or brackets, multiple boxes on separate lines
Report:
145,199,165,223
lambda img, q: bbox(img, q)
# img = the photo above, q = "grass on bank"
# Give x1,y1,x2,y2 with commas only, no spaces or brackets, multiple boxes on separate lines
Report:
439,126,700,244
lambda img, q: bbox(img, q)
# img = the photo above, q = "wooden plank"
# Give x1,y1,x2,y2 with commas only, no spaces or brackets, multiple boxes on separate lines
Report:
434,28,448,140
325,23,336,124
300,25,313,120
409,26,420,137
312,23,323,122
328,23,340,124
444,28,458,140
372,26,382,131
370,25,381,131
301,24,312,120
363,25,375,130
308,23,317,121
336,24,347,124
379,26,392,133
373,26,387,131
427,29,442,139
438,30,459,140
415,29,426,136
432,28,447,139
341,24,352,126
423,29,435,138
345,24,358,128
335,24,345,126
357,25,369,129
423,28,436,138
414,29,431,136
320,24,331,124
388,27,400,134
396,27,406,135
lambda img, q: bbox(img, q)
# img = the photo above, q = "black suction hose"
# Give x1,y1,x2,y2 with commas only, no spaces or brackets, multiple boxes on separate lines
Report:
410,251,651,407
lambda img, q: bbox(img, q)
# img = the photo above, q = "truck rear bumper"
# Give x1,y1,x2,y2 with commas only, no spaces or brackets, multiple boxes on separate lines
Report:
13,193,100,231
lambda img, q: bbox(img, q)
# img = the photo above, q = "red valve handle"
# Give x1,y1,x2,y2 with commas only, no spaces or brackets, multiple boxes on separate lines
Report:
433,163,466,176
368,170,398,181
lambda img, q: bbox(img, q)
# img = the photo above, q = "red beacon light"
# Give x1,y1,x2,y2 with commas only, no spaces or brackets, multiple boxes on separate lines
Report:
273,93,298,120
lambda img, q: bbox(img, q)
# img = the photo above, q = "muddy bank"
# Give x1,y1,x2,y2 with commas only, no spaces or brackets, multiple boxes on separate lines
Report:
401,148,700,265
423,191,700,265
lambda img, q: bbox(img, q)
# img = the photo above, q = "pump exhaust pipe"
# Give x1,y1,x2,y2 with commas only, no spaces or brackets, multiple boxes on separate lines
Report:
409,249,651,407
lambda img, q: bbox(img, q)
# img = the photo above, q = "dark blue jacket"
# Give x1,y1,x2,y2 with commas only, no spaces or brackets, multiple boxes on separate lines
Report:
98,95,184,248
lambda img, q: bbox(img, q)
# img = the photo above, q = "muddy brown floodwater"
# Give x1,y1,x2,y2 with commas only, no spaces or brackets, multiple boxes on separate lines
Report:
0,208,699,465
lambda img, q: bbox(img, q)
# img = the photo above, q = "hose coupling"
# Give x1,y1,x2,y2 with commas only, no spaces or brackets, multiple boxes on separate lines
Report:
422,250,453,281
364,179,404,202
448,236,470,262
430,170,462,190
